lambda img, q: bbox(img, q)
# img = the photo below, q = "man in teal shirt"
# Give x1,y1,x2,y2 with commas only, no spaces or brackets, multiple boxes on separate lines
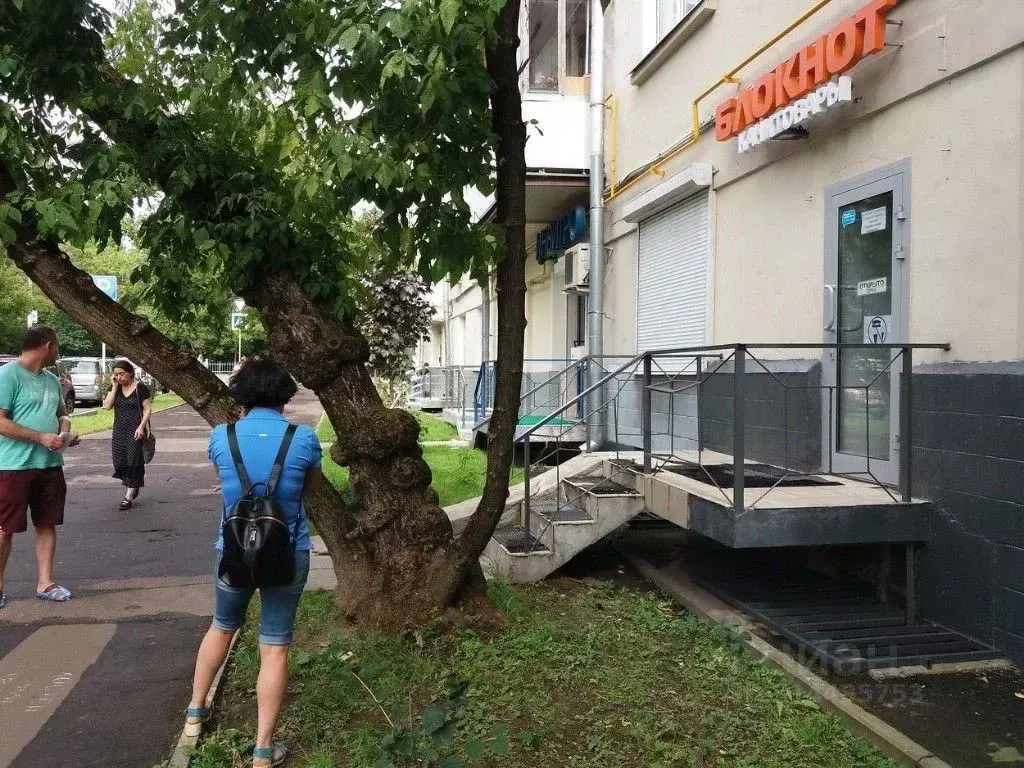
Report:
0,325,79,609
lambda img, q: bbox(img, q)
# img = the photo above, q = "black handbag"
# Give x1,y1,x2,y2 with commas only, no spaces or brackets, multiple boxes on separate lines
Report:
133,387,156,464
217,423,299,589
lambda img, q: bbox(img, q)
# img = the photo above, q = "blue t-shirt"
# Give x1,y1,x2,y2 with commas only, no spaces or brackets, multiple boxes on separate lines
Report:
208,408,321,552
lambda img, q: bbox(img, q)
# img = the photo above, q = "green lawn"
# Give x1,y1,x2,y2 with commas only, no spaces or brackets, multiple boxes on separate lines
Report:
322,444,521,508
71,393,185,436
318,409,503,508
189,582,895,768
317,410,458,444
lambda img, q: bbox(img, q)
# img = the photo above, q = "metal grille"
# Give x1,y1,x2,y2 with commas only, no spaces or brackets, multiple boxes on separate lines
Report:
696,568,1001,673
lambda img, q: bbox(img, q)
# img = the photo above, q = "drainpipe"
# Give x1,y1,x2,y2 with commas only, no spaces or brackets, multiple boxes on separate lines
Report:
480,271,490,367
586,0,606,451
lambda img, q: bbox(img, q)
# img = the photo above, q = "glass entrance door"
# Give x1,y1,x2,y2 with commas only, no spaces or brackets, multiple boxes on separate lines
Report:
823,163,908,484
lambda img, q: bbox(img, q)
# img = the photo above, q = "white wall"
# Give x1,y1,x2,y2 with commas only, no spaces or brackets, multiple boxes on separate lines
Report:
602,0,1024,363
523,96,591,170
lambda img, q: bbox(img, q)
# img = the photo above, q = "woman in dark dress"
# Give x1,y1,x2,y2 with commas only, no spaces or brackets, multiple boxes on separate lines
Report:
103,360,152,510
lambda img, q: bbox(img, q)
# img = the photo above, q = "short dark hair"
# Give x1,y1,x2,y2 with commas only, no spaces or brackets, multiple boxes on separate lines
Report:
113,359,135,377
22,325,58,352
228,357,297,411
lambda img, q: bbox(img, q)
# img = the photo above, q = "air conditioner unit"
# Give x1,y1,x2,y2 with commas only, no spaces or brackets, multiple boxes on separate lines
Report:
563,243,590,291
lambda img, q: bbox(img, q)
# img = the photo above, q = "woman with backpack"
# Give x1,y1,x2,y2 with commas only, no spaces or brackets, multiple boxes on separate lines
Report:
183,357,322,767
103,359,151,510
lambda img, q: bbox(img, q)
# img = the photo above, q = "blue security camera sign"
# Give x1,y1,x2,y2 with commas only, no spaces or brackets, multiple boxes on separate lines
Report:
231,312,246,330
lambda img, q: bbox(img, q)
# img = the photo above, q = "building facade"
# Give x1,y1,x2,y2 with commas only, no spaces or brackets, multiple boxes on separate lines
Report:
415,0,1024,663
599,0,1024,661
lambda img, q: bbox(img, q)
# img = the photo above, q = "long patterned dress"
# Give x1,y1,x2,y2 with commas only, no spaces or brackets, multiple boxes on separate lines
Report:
111,382,150,489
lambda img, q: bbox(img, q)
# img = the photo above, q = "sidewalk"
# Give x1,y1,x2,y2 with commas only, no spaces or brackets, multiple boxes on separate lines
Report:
0,389,327,768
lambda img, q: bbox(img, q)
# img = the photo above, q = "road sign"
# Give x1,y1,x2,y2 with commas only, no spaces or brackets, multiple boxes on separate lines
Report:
27,310,38,328
231,312,246,330
91,275,118,301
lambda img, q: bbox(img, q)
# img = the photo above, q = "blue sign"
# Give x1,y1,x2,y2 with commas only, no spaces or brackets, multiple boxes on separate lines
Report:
841,209,857,228
231,312,246,330
91,274,118,301
536,206,586,263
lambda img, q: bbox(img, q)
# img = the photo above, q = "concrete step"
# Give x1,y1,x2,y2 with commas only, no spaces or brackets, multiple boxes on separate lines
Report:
487,473,645,583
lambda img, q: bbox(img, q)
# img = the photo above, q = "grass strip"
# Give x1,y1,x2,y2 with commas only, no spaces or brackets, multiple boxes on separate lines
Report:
72,393,185,436
193,580,897,768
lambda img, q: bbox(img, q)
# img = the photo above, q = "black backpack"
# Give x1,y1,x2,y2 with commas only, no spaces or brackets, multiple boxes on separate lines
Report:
217,423,299,589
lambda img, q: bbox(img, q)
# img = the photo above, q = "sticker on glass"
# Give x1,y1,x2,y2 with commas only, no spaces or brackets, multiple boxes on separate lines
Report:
841,209,857,227
863,315,892,344
857,277,888,297
861,207,887,234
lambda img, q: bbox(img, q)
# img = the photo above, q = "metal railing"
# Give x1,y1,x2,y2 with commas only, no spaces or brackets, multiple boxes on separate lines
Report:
510,342,950,547
473,358,585,426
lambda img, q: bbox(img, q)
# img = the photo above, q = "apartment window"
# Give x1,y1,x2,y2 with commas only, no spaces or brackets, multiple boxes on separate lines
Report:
565,0,590,78
528,0,560,92
657,0,699,40
523,0,591,93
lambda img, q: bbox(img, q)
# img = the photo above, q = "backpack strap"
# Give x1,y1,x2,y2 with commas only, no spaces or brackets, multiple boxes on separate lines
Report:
266,424,298,496
226,423,253,496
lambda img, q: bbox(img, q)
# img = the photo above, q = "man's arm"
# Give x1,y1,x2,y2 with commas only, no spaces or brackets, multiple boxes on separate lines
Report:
0,408,63,451
56,402,80,448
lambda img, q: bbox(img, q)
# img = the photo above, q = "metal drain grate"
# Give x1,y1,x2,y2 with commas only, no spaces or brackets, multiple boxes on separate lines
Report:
695,568,1001,673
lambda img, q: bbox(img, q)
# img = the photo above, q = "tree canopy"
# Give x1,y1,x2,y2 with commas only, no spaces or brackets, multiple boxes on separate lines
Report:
1,0,528,629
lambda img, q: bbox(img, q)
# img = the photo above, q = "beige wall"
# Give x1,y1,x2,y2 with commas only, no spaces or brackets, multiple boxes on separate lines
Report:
603,0,1024,363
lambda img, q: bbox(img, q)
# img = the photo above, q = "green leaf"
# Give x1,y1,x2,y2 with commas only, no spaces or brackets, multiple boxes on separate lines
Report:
489,724,509,756
421,704,446,734
440,0,459,34
389,13,411,39
0,221,16,244
466,740,485,760
337,25,361,51
441,758,463,768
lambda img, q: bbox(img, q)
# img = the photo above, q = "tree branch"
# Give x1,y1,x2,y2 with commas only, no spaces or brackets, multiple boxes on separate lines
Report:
455,0,528,564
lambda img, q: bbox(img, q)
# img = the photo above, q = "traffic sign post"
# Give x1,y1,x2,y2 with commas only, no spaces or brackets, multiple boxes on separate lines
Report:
231,312,246,365
91,276,118,371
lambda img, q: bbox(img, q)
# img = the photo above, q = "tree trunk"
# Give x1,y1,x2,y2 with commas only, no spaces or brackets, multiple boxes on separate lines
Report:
454,0,529,568
252,270,496,630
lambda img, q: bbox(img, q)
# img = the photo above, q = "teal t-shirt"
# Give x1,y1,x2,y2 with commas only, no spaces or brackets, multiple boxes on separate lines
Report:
0,362,64,470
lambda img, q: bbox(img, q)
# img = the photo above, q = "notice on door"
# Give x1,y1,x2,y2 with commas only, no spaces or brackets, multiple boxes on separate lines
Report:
864,315,892,344
857,277,888,297
861,207,887,234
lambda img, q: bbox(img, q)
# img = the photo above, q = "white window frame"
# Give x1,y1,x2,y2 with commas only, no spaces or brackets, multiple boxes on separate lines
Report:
519,0,591,95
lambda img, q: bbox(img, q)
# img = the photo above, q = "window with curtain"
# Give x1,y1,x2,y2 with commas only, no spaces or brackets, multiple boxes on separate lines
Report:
528,0,560,91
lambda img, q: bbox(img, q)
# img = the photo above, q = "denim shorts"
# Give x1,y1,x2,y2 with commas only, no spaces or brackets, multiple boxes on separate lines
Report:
212,549,310,646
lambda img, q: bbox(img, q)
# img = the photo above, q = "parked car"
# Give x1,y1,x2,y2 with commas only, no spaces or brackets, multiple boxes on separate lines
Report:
61,356,113,405
0,355,77,413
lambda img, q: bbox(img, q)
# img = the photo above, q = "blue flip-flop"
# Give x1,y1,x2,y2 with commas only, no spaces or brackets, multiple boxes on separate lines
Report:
253,742,289,766
37,584,72,602
184,706,211,738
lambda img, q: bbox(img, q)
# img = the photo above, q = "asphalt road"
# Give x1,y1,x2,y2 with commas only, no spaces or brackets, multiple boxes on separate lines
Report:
0,391,324,768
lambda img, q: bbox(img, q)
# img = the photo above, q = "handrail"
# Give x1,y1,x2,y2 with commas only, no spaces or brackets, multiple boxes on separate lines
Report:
514,352,719,444
474,357,587,429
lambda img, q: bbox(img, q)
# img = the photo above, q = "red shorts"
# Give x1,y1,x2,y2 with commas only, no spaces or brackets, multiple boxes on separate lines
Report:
0,468,67,534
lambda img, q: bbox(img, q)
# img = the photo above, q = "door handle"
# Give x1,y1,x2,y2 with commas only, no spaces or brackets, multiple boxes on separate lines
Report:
823,285,837,333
